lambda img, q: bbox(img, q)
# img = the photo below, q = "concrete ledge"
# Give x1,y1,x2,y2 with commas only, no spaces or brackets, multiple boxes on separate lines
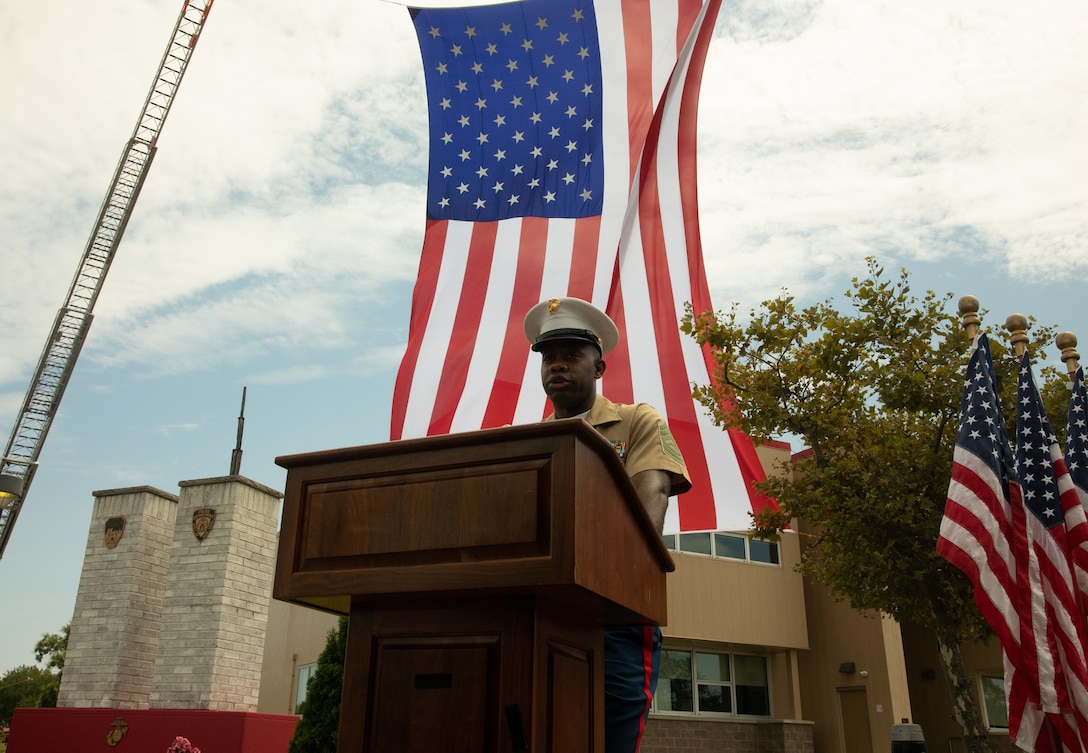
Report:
92,485,179,501
178,475,283,499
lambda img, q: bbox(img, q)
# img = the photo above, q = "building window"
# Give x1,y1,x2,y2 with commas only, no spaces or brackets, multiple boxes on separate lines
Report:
714,533,747,560
734,654,772,716
696,652,732,713
657,649,694,712
979,674,1008,729
662,531,779,566
295,662,318,714
678,532,712,555
748,538,780,565
653,649,771,718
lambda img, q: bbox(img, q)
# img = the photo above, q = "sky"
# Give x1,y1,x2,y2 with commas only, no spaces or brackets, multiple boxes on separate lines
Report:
1,0,1086,673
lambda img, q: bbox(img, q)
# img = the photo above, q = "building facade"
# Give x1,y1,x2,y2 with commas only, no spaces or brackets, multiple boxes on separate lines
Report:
56,443,1010,752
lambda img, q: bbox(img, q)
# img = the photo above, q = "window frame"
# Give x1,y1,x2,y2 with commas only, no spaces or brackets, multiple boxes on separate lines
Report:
295,661,318,714
651,647,772,719
662,531,781,566
978,673,1009,731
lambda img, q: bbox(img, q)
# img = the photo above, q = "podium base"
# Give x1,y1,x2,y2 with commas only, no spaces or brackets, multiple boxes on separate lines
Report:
340,596,604,753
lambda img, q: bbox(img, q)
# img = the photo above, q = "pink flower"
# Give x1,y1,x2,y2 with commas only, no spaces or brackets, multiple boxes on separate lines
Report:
166,736,202,753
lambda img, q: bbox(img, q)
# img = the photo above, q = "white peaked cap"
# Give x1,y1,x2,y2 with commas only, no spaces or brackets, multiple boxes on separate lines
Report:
523,297,619,355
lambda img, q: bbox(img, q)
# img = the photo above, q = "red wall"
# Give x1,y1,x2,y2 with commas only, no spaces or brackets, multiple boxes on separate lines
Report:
7,708,299,753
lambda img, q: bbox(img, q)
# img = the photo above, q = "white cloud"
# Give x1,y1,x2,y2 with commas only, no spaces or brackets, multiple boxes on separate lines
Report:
694,0,1088,310
153,422,201,437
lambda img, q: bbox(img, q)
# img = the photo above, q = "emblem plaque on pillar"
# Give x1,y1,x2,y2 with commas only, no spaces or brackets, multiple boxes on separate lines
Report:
192,508,216,541
104,517,126,549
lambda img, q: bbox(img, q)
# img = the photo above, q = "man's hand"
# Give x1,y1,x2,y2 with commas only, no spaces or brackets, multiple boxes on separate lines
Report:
631,469,670,534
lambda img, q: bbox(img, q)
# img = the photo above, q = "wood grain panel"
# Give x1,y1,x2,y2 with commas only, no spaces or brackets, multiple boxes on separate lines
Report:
299,458,548,567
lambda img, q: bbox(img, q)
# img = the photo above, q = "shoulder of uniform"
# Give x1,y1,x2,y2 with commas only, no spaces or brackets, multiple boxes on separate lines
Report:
617,401,664,422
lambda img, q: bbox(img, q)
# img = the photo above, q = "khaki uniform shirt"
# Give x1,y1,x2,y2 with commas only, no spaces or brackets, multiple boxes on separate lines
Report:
547,394,692,496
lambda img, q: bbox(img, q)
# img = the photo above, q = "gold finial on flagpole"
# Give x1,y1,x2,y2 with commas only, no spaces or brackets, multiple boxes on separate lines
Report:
959,295,981,339
1005,314,1029,359
1056,331,1080,379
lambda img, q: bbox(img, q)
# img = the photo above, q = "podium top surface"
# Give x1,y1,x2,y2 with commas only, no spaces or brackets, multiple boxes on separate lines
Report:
274,419,674,622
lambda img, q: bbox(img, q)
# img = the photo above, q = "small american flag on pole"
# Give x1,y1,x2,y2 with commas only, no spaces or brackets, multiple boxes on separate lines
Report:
1014,351,1088,751
391,0,773,533
939,333,1088,751
937,334,1046,749
938,334,1023,670
1066,367,1088,508
1065,364,1088,750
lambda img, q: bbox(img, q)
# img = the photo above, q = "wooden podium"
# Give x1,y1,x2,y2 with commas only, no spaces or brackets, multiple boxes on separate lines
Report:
274,419,674,753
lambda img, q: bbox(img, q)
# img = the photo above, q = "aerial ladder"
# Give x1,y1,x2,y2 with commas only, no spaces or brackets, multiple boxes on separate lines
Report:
0,0,215,559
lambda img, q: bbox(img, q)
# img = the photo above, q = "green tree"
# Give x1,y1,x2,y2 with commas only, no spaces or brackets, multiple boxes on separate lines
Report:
33,624,69,674
684,259,1060,753
0,665,58,721
0,624,69,720
288,616,348,753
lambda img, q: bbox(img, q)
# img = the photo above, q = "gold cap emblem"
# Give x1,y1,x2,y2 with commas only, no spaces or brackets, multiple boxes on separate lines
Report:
524,296,619,355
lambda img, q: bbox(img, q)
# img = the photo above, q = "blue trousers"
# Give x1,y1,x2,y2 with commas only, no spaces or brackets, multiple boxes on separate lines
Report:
604,625,662,753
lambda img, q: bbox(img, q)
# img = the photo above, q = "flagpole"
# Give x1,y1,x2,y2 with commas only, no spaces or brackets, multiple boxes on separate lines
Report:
1057,331,1080,382
1006,313,1029,359
959,295,981,339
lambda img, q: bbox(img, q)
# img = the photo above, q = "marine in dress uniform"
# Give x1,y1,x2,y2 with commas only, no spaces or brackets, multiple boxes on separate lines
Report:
524,297,691,753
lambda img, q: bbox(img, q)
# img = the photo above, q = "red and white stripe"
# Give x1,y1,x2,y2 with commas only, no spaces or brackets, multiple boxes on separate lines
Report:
939,445,1022,654
1020,457,1088,750
391,0,773,534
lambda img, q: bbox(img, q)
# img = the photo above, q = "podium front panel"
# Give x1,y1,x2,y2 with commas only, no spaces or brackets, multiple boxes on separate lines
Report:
275,421,671,624
300,457,549,568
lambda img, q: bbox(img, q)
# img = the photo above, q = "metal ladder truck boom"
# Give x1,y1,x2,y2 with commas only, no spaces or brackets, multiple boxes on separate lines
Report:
0,0,215,560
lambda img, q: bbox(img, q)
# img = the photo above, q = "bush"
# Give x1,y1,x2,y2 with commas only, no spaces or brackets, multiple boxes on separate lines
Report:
288,616,348,753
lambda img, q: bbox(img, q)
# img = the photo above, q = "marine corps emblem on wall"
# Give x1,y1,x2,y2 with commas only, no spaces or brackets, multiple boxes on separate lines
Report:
192,507,216,542
106,716,128,746
104,516,126,549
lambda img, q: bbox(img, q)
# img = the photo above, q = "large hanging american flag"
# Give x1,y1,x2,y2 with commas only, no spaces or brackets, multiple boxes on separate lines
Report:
391,0,773,533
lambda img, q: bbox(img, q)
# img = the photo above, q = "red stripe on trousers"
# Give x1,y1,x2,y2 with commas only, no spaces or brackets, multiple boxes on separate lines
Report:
635,625,656,750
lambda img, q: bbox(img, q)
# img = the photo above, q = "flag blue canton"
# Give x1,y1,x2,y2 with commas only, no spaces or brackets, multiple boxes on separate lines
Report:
413,1,604,221
1066,367,1088,494
1016,352,1064,529
959,335,1017,480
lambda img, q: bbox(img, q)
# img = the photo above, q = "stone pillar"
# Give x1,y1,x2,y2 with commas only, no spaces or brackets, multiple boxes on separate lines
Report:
58,486,179,708
150,475,282,710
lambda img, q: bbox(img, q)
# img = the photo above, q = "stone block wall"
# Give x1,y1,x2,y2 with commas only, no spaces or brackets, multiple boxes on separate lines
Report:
149,476,281,711
58,486,179,708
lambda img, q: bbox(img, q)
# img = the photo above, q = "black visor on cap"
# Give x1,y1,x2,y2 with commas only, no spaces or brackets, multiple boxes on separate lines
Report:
531,328,602,354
